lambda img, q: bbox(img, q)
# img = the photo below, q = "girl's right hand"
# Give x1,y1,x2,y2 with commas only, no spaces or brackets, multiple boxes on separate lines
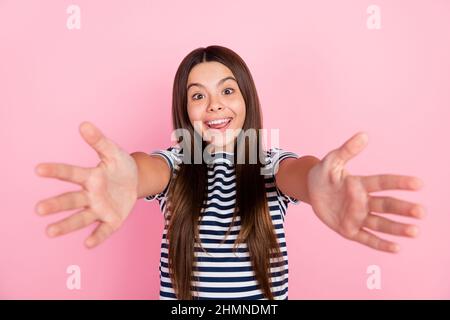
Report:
34,121,139,248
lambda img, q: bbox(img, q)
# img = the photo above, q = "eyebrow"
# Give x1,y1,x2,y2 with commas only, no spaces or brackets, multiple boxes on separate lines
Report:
186,76,237,91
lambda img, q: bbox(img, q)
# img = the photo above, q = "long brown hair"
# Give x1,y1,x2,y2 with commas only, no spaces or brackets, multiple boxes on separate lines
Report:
166,45,283,299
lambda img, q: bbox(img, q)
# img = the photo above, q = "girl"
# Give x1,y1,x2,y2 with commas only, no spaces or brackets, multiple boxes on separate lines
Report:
34,45,425,300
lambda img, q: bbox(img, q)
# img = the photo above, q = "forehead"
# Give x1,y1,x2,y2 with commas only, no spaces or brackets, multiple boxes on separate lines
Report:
187,61,235,84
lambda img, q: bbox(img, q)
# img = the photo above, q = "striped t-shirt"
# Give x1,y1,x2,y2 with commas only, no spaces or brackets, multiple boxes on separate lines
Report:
144,145,300,300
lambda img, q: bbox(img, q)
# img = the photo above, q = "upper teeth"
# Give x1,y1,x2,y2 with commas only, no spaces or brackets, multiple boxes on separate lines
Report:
206,118,231,125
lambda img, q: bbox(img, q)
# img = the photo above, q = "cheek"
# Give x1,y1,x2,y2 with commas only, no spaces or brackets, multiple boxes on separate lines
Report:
233,101,246,126
187,105,206,133
187,105,202,123
239,104,246,119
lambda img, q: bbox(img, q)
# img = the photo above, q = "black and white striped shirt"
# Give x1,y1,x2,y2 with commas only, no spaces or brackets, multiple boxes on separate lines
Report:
144,145,300,299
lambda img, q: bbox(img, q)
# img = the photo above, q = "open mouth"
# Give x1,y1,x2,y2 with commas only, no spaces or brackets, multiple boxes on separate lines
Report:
204,117,233,131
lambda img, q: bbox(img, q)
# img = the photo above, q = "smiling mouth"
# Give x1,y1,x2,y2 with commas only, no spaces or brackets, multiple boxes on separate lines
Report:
204,117,233,130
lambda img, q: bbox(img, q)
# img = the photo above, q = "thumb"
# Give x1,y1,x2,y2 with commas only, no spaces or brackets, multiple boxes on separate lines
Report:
79,121,117,161
326,132,369,166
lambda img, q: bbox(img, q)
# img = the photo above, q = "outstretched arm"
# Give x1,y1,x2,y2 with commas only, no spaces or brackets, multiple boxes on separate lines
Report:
275,155,320,205
131,152,171,199
275,132,426,253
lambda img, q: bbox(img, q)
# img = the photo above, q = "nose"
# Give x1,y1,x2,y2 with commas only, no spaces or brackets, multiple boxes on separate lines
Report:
207,93,225,112
208,103,223,112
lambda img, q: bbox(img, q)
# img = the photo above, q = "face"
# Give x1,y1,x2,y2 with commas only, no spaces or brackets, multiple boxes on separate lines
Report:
186,61,246,153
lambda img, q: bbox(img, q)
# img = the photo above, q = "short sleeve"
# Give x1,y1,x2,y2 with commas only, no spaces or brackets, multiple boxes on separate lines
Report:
266,147,301,206
143,145,183,203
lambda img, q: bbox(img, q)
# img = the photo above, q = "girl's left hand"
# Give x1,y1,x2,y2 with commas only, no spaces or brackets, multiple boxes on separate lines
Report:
306,132,426,253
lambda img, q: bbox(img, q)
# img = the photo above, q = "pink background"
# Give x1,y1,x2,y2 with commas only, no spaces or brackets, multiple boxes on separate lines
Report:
1,0,449,299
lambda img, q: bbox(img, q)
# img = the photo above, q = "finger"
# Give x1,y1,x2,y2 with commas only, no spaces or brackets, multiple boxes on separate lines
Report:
361,174,424,193
363,213,419,237
326,132,368,166
84,222,115,248
47,209,97,237
35,163,90,186
353,229,400,253
368,195,426,218
35,190,89,215
79,121,118,162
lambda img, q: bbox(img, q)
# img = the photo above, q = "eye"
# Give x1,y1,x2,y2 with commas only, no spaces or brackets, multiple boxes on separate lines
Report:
192,93,203,100
223,88,234,95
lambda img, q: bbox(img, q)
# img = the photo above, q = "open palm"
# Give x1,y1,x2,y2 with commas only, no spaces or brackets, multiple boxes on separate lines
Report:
35,121,138,248
307,132,426,253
